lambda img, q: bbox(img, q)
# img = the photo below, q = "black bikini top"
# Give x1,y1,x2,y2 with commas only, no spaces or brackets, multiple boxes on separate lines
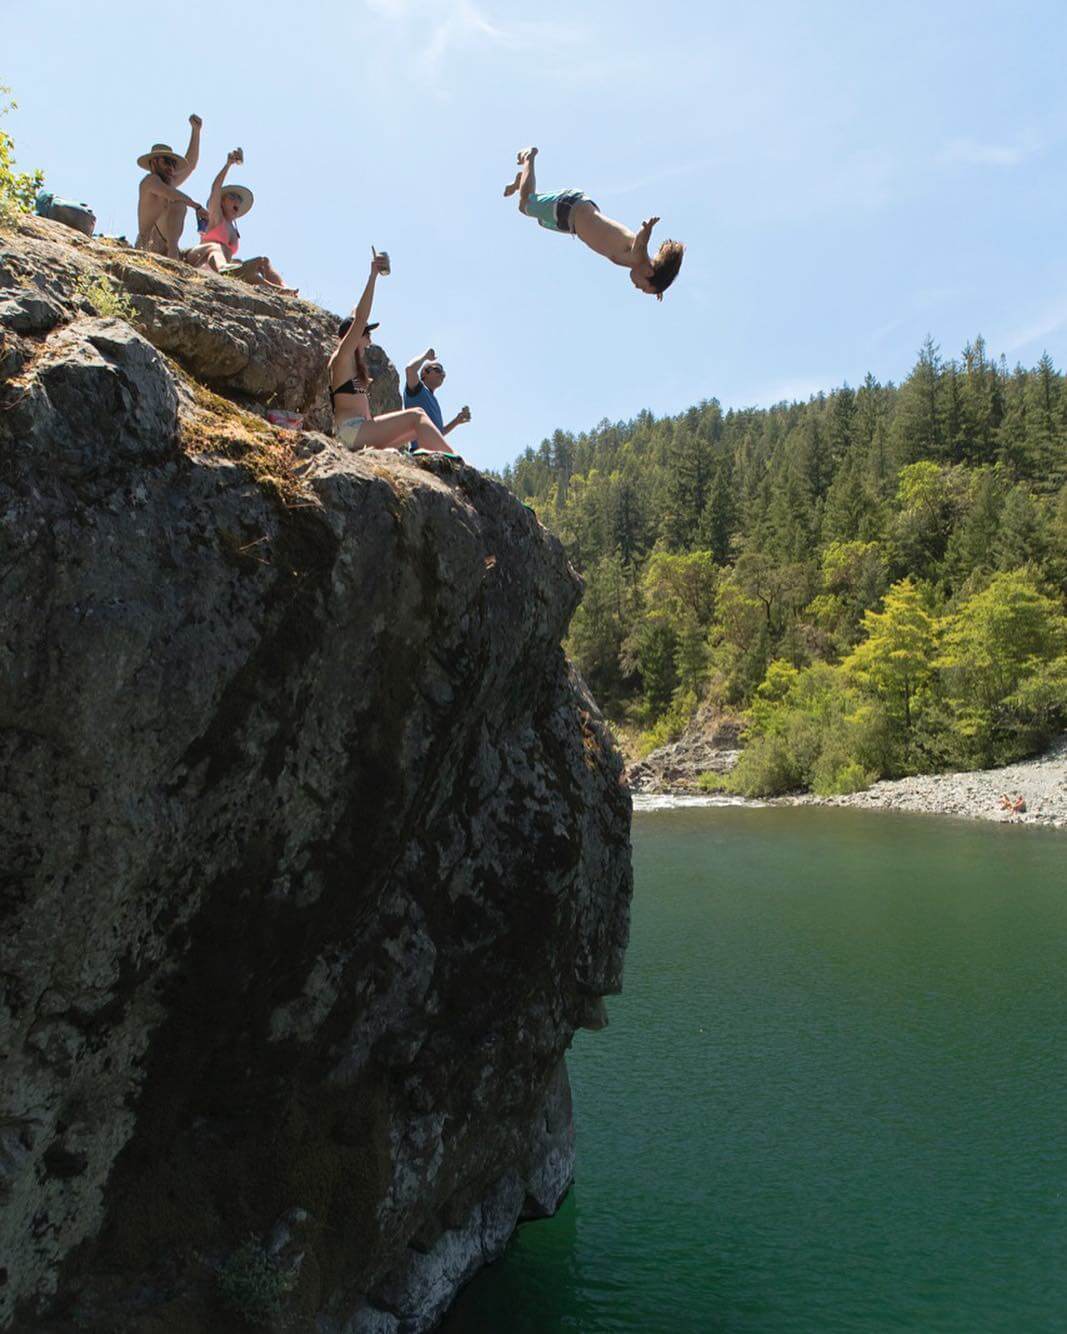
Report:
330,378,371,401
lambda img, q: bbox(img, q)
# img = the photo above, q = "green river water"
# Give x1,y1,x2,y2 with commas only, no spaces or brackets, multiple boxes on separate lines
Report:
443,805,1067,1333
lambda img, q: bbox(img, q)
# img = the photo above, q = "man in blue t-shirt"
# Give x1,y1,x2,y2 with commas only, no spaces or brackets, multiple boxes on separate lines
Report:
402,347,471,447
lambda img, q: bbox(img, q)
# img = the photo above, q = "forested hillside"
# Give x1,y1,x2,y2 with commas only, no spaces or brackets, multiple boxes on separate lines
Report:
502,337,1067,795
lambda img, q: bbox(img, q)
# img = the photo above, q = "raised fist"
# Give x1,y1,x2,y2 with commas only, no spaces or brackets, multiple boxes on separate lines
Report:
189,113,203,129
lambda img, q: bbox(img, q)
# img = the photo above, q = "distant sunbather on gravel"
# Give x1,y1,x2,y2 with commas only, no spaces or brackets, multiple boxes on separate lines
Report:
504,146,685,299
184,149,296,294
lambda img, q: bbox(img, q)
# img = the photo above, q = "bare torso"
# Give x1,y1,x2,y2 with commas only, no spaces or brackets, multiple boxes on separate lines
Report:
136,175,170,249
330,348,372,424
571,204,638,267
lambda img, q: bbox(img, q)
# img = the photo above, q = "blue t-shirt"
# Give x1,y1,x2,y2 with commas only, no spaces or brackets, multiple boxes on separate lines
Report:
403,380,444,433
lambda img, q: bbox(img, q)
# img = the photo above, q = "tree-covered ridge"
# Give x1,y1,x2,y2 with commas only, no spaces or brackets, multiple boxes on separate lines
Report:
502,337,1067,793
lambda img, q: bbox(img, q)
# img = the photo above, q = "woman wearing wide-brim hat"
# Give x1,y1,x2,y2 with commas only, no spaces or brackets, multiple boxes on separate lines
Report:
185,148,297,295
135,114,205,257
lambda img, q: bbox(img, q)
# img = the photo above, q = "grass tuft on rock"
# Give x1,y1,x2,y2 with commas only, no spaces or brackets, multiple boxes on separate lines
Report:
73,272,137,322
179,375,313,508
217,1236,295,1327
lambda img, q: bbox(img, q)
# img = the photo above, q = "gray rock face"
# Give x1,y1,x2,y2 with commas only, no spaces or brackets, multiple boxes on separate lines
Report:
0,213,399,433
0,227,632,1332
626,705,744,793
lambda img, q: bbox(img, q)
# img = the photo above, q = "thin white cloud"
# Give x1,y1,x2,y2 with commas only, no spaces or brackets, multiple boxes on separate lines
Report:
604,158,719,198
869,316,906,344
367,0,581,76
940,135,1041,168
1002,297,1067,354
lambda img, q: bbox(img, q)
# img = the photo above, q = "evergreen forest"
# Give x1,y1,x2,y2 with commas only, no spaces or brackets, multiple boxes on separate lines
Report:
501,337,1067,795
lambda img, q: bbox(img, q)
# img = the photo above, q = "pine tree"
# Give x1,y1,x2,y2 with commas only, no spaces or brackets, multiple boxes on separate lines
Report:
1022,352,1065,488
659,426,715,551
892,337,943,465
829,384,857,469
566,552,635,700
994,485,1045,571
699,462,737,562
943,467,1005,585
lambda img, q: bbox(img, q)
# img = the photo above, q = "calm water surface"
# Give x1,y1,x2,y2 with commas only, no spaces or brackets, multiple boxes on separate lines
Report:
443,808,1067,1333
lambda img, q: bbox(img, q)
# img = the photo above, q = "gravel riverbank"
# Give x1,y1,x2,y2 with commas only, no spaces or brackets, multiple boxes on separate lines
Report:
786,735,1067,828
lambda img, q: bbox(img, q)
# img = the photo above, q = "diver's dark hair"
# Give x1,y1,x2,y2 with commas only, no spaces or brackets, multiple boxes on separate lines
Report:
337,316,353,338
649,239,685,296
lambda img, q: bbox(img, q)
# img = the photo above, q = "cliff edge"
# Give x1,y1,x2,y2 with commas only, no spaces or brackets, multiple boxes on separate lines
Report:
0,217,633,1332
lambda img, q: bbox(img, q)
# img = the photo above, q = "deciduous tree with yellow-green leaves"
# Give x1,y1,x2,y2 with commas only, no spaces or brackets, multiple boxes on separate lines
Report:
0,87,43,221
505,333,1067,792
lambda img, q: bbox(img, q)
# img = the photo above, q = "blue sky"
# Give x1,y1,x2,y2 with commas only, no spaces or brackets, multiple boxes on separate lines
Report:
5,0,1066,470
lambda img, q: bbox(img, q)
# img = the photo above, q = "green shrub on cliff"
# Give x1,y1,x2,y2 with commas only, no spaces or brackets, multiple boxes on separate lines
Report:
0,87,43,223
74,273,136,322
217,1236,295,1327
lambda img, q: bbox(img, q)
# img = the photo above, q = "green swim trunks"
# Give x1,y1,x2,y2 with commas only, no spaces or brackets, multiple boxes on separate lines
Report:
523,189,598,234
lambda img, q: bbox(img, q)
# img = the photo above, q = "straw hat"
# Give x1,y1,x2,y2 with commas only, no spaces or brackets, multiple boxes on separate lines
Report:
220,184,254,218
137,143,188,172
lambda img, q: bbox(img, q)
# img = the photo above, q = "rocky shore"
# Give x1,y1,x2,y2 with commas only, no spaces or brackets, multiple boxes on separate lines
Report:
785,736,1067,828
627,696,1066,829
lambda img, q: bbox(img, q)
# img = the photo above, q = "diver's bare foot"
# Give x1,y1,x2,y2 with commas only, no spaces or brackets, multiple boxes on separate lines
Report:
516,146,537,163
503,171,522,197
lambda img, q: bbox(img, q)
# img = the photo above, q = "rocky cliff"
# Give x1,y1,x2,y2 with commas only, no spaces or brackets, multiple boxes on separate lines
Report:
626,703,743,794
0,216,632,1332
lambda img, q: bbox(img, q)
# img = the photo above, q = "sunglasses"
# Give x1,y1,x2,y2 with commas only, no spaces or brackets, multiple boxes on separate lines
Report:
157,156,177,168
426,365,444,373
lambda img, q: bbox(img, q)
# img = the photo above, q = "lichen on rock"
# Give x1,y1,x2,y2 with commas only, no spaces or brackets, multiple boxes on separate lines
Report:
0,216,632,1332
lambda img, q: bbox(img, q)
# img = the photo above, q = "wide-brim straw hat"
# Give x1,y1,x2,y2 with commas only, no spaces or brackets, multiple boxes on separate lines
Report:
220,184,254,218
137,143,188,172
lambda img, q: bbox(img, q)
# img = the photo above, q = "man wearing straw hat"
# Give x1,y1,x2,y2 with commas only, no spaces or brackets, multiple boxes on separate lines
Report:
184,147,296,294
135,114,205,257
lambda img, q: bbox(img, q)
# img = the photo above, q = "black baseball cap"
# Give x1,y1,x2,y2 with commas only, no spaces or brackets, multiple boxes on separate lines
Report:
337,318,381,337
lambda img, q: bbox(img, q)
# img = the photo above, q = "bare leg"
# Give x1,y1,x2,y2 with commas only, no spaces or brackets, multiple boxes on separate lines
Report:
516,146,538,214
504,145,537,199
350,409,453,454
185,241,228,272
256,257,298,295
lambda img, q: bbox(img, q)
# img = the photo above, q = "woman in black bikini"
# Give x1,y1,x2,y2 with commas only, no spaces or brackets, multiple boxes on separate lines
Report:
329,254,457,455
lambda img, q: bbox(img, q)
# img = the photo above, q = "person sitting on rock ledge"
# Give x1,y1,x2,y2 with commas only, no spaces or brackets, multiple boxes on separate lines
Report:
504,146,685,300
184,148,297,295
135,116,206,257
329,253,459,456
403,348,471,447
